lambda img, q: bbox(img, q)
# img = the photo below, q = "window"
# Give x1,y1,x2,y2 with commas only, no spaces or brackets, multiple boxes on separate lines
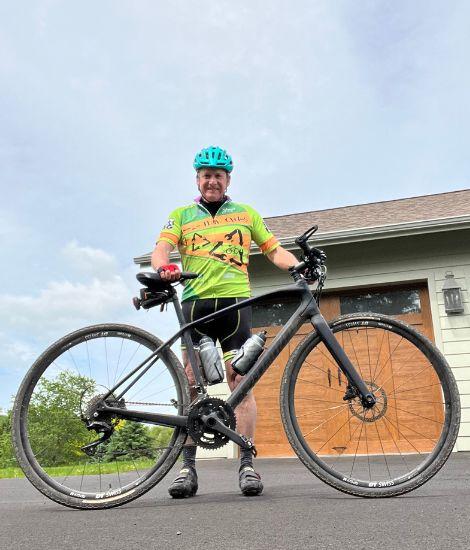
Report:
340,289,421,316
252,294,300,328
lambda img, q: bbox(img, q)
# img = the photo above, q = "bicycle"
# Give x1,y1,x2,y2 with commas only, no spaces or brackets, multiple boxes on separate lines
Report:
12,225,461,509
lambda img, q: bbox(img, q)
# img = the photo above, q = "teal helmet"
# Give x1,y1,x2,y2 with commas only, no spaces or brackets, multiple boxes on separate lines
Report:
193,146,233,173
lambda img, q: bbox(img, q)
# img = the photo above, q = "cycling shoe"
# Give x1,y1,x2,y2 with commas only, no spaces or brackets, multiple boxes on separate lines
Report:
168,467,198,499
239,466,263,496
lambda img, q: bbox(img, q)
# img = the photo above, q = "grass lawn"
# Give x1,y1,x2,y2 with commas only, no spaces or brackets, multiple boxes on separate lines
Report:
0,458,158,479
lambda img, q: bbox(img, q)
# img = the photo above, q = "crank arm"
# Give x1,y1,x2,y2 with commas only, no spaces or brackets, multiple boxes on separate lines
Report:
201,412,257,456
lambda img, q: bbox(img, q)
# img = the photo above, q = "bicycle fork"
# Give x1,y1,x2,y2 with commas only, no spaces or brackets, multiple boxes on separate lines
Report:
310,312,376,408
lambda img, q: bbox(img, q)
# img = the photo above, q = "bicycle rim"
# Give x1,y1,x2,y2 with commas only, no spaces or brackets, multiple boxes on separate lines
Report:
282,315,460,496
13,324,188,508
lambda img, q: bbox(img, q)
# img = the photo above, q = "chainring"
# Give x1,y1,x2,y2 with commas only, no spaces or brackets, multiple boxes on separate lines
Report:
187,397,236,450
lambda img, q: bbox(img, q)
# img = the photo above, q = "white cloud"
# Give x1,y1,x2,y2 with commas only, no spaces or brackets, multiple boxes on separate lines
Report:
1,276,130,334
0,241,132,338
61,240,118,279
0,333,36,369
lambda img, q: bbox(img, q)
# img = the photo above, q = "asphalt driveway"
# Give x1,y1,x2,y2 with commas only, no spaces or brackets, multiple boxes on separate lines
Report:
1,453,469,550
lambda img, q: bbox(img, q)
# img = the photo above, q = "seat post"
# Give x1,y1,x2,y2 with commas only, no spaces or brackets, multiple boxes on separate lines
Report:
171,294,205,390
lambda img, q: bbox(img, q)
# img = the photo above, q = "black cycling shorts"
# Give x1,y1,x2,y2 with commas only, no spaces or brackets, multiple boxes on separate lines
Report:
181,298,252,361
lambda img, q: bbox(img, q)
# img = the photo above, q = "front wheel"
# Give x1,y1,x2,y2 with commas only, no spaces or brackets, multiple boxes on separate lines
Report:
12,324,190,509
280,314,461,497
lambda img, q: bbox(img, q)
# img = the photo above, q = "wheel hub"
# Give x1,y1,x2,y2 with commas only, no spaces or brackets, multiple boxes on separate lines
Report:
81,390,126,431
347,381,387,422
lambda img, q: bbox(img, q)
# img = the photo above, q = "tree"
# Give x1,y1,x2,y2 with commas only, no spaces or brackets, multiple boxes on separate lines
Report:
149,425,173,450
26,371,96,467
102,421,155,462
0,412,14,470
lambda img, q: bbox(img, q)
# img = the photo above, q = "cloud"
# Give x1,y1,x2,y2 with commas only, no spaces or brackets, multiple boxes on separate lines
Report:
1,276,130,332
61,240,118,279
0,333,36,369
0,241,131,338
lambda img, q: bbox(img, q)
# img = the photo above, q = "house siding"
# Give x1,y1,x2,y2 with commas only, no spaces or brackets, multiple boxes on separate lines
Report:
249,229,470,451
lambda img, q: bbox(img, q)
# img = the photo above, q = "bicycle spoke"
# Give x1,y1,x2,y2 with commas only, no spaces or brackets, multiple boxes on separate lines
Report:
113,338,125,386
105,338,110,389
300,404,351,439
349,419,365,478
386,402,444,426
372,335,404,385
345,329,363,378
304,359,336,379
374,418,391,479
371,327,387,382
389,382,443,397
297,377,346,394
295,403,349,418
382,362,437,396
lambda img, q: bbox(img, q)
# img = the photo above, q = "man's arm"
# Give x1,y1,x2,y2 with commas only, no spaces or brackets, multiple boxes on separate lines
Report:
151,241,180,281
266,246,299,270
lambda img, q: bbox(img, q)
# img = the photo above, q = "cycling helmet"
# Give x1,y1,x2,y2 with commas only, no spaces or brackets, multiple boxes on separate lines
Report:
193,146,233,173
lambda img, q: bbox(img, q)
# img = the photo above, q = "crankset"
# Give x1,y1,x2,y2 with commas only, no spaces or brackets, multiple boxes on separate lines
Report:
187,397,257,455
187,397,236,450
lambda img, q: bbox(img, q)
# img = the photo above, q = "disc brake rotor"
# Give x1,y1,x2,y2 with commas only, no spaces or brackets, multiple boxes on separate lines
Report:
348,381,388,422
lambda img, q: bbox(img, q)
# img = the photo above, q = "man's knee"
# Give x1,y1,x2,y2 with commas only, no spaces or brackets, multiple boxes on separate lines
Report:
233,372,245,388
183,361,196,385
182,351,196,386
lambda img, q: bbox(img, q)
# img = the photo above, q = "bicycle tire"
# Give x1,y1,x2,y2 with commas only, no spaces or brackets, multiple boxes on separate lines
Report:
280,313,460,497
12,323,190,509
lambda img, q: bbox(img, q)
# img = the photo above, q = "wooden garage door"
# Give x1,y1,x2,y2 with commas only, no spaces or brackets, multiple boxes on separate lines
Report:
252,284,436,457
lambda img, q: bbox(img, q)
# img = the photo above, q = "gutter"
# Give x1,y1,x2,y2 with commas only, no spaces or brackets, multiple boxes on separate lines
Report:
264,214,470,252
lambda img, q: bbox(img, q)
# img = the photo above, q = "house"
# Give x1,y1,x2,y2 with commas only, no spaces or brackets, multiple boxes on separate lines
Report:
135,189,470,457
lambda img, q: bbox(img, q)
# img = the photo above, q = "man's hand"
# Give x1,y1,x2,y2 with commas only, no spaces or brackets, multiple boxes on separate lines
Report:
158,264,181,282
151,241,181,281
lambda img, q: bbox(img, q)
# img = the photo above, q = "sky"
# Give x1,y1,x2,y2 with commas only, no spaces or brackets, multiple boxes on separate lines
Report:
1,1,469,411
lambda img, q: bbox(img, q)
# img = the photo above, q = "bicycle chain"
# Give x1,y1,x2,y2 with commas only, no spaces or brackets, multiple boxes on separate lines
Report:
126,401,178,407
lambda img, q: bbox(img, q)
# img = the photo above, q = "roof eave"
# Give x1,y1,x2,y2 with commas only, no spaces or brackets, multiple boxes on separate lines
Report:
266,214,470,252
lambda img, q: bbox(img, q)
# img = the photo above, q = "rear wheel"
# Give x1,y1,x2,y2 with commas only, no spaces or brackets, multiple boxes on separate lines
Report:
281,314,460,497
12,324,189,509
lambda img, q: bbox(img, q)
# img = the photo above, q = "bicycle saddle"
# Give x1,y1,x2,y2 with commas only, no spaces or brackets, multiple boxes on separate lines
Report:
136,272,172,291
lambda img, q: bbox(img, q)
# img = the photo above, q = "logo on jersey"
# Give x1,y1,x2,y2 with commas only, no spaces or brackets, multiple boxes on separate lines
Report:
163,218,175,230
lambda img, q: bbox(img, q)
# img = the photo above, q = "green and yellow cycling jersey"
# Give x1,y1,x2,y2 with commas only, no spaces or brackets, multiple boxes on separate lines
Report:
158,198,279,301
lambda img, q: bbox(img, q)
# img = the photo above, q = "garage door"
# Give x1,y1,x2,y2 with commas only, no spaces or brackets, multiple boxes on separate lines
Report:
252,284,438,457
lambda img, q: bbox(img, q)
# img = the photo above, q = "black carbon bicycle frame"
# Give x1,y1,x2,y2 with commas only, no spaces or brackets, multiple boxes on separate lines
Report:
100,277,375,428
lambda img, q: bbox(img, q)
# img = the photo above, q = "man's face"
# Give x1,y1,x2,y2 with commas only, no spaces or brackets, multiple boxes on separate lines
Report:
197,168,230,202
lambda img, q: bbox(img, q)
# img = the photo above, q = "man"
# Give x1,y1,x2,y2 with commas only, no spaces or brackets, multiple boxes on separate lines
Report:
151,146,298,498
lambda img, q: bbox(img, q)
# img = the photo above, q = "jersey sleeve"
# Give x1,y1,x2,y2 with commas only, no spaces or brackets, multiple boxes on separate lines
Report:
157,208,182,247
247,206,280,255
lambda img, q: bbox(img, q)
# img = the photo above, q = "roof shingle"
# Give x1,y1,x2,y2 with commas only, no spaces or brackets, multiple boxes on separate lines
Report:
264,189,470,239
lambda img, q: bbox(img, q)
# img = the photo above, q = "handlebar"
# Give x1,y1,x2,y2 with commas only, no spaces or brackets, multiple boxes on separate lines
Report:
290,225,327,284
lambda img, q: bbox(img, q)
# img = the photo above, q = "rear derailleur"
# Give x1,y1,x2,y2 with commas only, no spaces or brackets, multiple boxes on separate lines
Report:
80,394,125,457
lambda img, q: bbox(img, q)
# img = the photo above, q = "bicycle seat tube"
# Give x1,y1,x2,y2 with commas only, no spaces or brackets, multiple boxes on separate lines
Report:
171,293,206,390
